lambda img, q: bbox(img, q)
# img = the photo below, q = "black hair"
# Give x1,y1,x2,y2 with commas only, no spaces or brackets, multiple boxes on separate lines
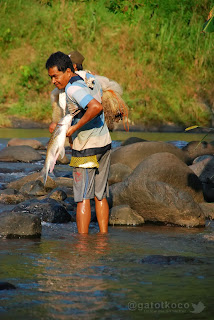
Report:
45,51,74,73
75,63,83,71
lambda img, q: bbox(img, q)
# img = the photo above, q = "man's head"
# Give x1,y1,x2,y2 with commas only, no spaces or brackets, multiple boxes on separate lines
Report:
46,51,75,89
68,50,85,71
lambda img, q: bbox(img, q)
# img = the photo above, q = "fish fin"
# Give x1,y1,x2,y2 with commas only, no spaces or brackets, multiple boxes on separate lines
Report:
59,148,65,159
49,154,59,173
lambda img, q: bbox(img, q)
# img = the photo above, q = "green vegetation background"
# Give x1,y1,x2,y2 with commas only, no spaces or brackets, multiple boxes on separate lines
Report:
0,0,213,128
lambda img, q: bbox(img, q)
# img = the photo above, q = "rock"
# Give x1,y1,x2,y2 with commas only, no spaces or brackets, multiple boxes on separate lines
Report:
48,189,67,201
182,141,214,163
109,205,144,226
0,146,42,162
0,282,16,290
121,137,147,146
56,154,70,164
202,180,214,202
0,211,41,238
0,192,26,204
189,156,214,182
54,177,73,188
108,163,132,185
109,152,205,227
110,141,190,170
12,198,71,223
7,138,45,150
141,255,205,265
19,180,49,196
7,172,56,191
199,203,214,220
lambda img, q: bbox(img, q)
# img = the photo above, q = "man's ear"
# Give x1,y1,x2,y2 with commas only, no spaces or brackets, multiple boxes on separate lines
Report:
65,68,73,77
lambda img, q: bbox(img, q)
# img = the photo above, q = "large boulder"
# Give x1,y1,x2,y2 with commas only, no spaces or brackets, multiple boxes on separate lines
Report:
0,211,41,238
12,198,71,223
110,141,190,170
109,152,205,227
0,146,42,162
7,138,45,150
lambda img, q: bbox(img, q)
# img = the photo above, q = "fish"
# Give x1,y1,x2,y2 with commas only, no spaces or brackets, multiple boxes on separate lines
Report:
41,113,74,185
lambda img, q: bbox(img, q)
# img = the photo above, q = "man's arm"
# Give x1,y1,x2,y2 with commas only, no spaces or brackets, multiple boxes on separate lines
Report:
66,98,103,137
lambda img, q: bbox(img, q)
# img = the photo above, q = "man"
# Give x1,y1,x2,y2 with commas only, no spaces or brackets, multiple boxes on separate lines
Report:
49,50,85,134
46,51,112,234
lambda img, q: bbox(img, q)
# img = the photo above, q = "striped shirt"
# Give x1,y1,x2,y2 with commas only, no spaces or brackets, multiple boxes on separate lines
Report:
65,73,112,157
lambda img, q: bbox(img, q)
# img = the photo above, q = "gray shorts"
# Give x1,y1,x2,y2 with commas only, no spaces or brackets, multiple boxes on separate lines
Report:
72,150,111,203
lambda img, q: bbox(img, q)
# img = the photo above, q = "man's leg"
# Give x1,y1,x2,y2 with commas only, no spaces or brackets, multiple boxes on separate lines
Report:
76,199,91,234
95,196,109,233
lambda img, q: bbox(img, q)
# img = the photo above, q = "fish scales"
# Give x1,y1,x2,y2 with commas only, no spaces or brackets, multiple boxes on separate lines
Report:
41,114,73,185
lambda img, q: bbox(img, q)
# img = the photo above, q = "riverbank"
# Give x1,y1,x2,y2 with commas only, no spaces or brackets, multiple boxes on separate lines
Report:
0,115,200,133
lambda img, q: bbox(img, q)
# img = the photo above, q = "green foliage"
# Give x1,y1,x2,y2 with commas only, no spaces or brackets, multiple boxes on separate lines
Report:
0,0,213,128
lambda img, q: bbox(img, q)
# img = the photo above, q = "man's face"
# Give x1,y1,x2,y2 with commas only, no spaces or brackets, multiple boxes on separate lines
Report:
48,66,72,89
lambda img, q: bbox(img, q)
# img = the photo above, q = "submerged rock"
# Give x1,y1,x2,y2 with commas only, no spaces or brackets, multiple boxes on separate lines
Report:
0,146,42,162
141,255,206,265
12,198,71,223
109,205,144,226
0,282,16,290
0,211,41,238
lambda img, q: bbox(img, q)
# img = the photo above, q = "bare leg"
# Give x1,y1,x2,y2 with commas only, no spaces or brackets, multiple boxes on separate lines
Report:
76,199,91,234
95,197,109,233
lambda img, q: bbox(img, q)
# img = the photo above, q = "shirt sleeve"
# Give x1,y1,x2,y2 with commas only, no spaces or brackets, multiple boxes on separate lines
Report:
67,84,94,109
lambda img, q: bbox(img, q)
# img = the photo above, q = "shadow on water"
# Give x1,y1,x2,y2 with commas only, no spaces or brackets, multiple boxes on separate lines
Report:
0,129,214,319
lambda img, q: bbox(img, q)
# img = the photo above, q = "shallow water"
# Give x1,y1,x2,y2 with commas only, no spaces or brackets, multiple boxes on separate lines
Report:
0,222,214,320
0,130,214,319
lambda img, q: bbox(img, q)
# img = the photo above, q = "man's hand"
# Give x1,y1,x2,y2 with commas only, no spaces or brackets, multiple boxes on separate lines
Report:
66,125,77,137
49,122,57,133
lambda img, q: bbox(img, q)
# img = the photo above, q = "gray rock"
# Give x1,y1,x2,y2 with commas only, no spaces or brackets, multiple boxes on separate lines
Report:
110,141,190,170
182,141,214,162
121,137,147,146
48,189,67,201
199,202,214,220
12,198,71,223
7,172,56,191
19,180,49,196
109,205,144,226
0,146,42,162
108,163,132,185
54,177,73,188
7,138,45,150
189,156,214,183
0,211,41,238
109,152,205,227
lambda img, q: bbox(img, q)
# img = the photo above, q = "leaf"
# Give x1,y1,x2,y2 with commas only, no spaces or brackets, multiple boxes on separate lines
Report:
185,125,199,131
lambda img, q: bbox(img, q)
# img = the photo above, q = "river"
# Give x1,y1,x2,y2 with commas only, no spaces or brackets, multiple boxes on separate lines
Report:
0,129,214,320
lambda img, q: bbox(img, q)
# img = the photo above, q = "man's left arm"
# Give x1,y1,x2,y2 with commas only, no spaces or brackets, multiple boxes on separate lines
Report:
66,98,103,137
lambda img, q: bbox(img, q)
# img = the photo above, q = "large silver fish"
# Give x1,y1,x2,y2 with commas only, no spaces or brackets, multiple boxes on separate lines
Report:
41,114,74,185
